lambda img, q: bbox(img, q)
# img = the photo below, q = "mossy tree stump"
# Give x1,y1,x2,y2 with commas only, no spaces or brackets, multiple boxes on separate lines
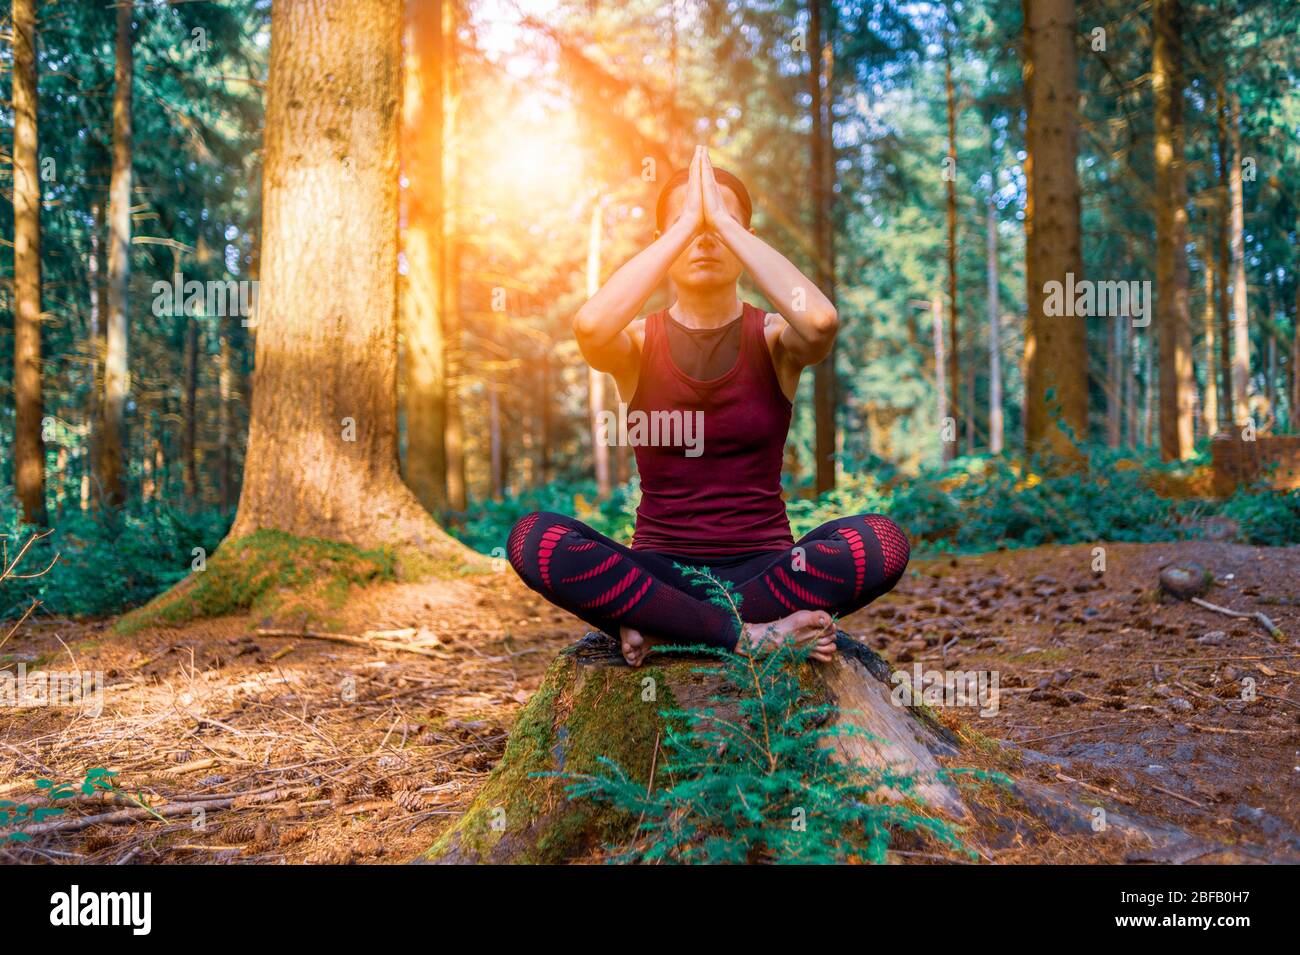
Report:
423,633,970,864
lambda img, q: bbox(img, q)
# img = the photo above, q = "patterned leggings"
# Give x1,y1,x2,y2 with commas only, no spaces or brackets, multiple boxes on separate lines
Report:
506,512,910,651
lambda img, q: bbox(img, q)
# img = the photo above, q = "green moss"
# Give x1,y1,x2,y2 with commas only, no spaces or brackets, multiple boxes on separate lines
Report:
114,529,398,634
426,655,705,864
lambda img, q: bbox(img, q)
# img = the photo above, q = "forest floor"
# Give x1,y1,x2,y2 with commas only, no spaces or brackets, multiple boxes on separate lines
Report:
2,540,1297,864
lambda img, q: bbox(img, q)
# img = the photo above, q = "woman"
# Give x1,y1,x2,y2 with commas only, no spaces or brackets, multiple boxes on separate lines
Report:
508,147,910,666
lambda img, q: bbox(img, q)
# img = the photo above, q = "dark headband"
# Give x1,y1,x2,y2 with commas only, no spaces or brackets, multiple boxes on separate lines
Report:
654,164,753,230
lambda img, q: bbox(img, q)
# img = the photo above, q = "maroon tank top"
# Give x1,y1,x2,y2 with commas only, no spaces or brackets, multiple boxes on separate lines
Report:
629,302,794,557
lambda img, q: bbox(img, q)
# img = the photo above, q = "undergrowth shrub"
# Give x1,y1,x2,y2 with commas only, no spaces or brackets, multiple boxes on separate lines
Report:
0,503,231,619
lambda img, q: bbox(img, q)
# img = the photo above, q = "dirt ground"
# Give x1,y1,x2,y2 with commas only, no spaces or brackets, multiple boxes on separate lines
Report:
2,540,1297,864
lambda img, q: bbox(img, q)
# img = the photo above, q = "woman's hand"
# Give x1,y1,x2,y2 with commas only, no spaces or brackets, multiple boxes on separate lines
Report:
699,148,732,230
677,145,706,235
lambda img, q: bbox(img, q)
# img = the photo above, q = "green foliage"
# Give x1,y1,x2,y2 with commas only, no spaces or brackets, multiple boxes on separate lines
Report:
1216,489,1300,547
550,568,988,864
0,503,231,620
0,768,117,843
452,446,1297,564
448,480,640,556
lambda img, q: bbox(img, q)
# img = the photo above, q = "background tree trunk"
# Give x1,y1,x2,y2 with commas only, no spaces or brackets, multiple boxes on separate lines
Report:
986,198,1003,454
944,45,961,461
12,0,47,525
1107,315,1123,447
182,312,199,498
932,292,949,451
1214,83,1233,429
229,0,464,555
101,0,134,509
586,199,611,500
1021,0,1087,461
808,0,837,493
402,0,449,513
442,0,467,511
1227,91,1250,426
1153,0,1194,461
1201,250,1219,435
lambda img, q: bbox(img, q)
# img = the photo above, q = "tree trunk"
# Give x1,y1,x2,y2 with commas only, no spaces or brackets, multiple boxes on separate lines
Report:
87,198,106,507
401,0,448,514
1126,322,1140,447
101,0,134,509
12,0,46,525
538,349,553,482
182,312,200,498
218,320,234,510
423,632,1251,864
1227,91,1250,426
808,0,837,493
932,292,949,455
587,199,611,500
425,633,965,863
229,0,466,556
944,46,961,462
442,0,467,512
986,198,1003,454
488,378,504,501
1153,0,1195,461
1022,0,1087,461
1201,243,1219,435
1214,85,1234,431
1106,314,1123,448
1143,334,1155,448
1294,264,1300,433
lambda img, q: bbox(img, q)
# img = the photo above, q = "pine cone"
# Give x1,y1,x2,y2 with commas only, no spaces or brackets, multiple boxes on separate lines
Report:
279,827,309,847
393,788,425,812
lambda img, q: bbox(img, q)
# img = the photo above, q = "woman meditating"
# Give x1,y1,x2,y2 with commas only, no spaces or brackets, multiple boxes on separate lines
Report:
508,146,910,666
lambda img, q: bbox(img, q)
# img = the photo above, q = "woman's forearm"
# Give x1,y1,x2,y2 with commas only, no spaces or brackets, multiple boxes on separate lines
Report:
572,219,696,349
714,216,838,345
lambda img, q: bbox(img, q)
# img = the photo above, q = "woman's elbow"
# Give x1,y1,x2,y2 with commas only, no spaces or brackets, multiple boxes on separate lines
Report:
811,306,839,341
572,307,599,342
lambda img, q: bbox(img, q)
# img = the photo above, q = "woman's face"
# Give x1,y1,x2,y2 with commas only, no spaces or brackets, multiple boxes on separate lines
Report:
660,184,749,290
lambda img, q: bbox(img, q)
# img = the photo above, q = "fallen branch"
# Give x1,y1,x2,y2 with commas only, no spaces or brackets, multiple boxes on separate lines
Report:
14,786,309,836
1189,597,1284,641
254,628,442,658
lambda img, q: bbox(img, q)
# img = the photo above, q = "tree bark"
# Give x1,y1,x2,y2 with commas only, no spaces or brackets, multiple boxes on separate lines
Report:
442,0,467,511
101,0,134,509
1107,315,1123,448
1294,261,1300,433
986,198,1003,454
229,0,466,556
586,199,611,500
944,45,961,461
1022,0,1087,461
182,311,200,498
12,0,46,525
932,292,949,453
808,0,837,493
1227,91,1250,426
1153,0,1195,461
401,0,449,513
1201,242,1219,435
1214,83,1233,432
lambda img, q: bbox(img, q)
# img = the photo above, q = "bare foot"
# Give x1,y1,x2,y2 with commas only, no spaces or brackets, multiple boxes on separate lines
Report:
741,610,836,662
619,626,664,667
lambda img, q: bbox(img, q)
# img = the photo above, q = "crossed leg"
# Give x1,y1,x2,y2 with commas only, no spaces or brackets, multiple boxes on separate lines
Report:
506,511,910,666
